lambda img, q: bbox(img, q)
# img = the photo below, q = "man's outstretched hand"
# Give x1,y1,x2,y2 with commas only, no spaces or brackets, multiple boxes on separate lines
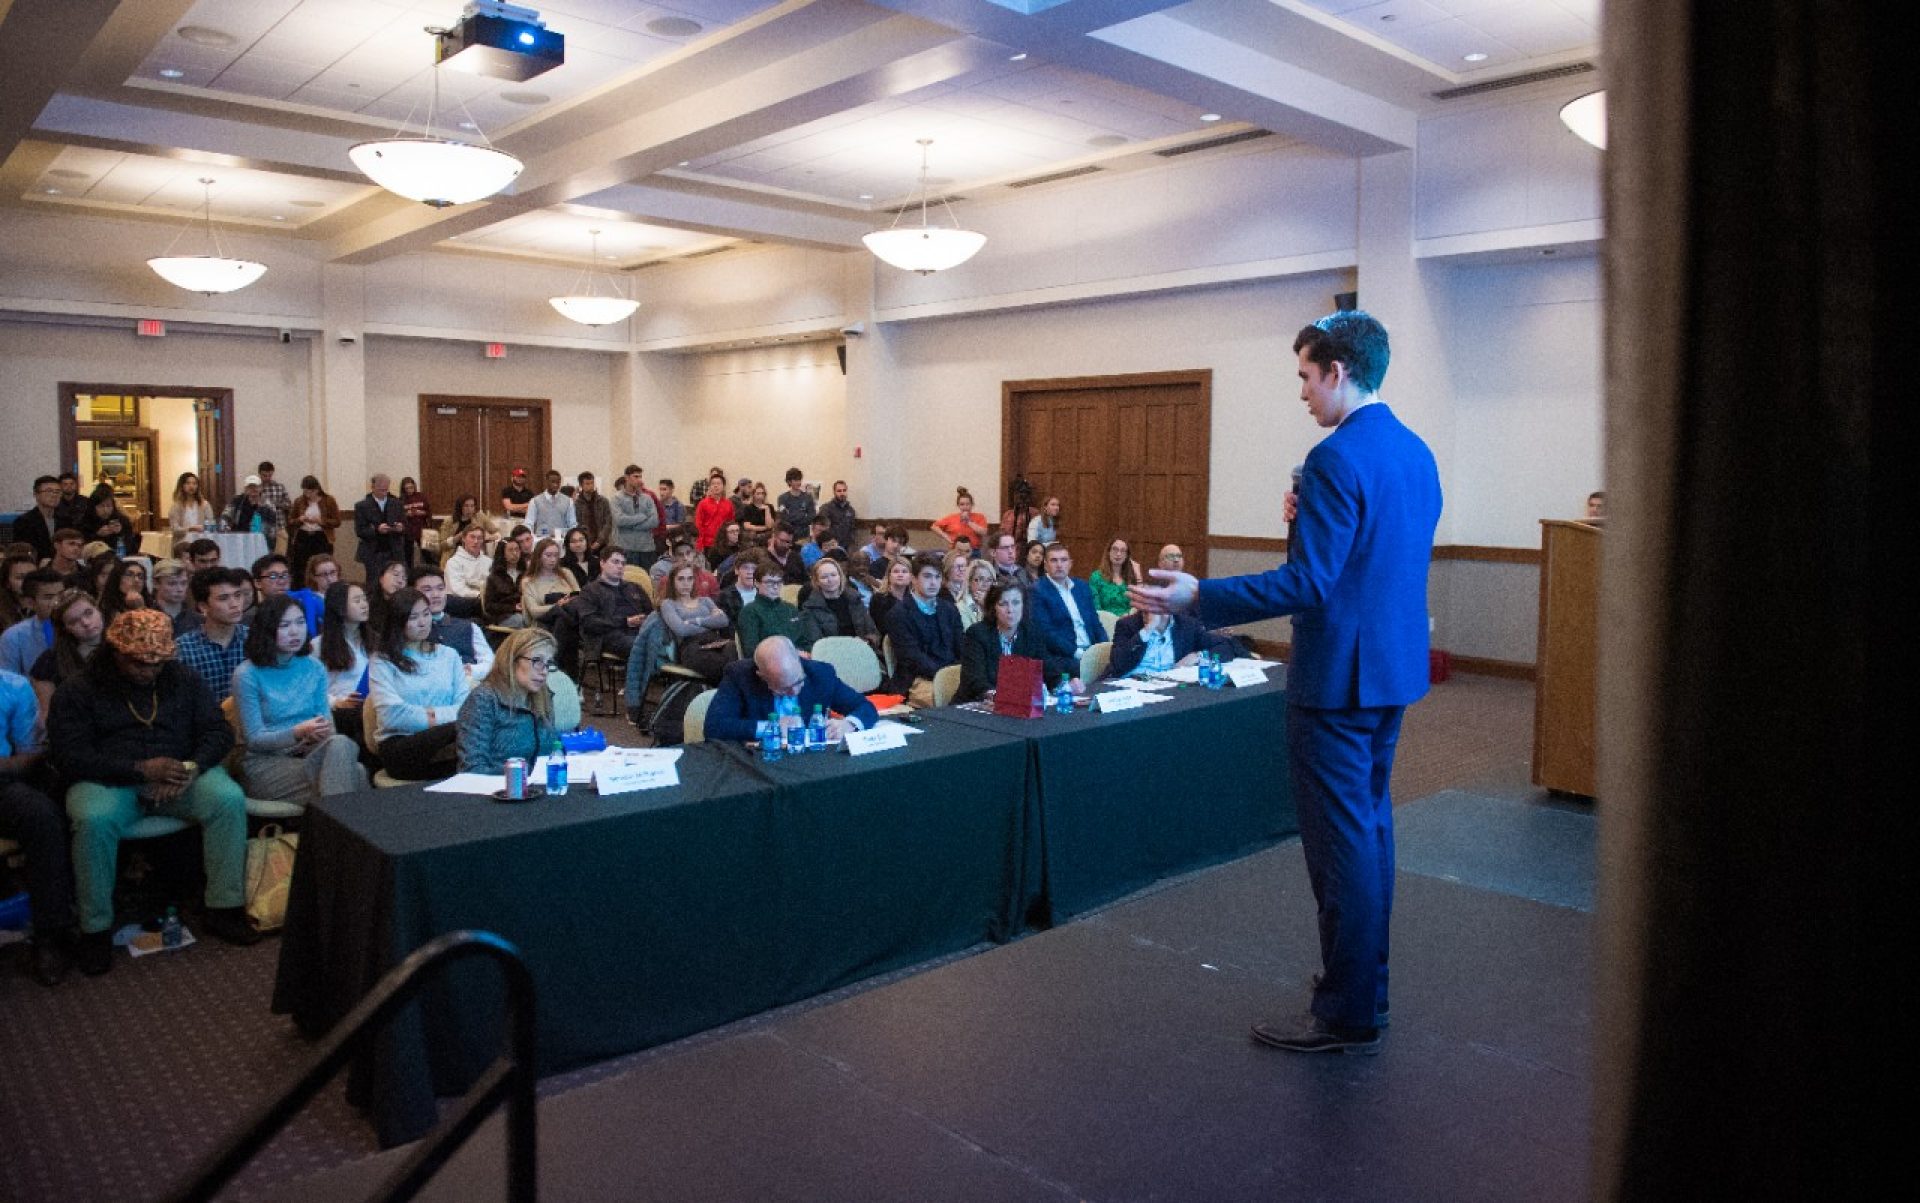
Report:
1128,569,1198,615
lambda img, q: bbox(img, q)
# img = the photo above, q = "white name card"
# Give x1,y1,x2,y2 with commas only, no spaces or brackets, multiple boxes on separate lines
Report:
1094,689,1146,713
1225,661,1271,688
595,761,679,795
844,725,909,756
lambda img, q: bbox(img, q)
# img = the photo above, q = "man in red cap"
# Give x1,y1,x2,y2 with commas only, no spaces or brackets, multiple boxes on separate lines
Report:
46,609,260,975
499,467,534,519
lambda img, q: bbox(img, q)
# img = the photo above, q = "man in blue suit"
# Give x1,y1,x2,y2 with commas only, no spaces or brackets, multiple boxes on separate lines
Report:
703,636,879,743
1028,543,1105,666
1133,310,1442,1054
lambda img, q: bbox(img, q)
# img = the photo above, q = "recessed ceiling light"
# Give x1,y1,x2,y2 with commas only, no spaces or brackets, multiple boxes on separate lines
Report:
1199,112,1222,122
1009,52,1027,61
176,25,236,48
677,160,690,167
1087,133,1127,149
1464,52,1489,63
42,187,61,195
159,68,186,79
858,193,874,200
290,199,325,208
46,169,88,180
272,214,286,221
459,120,478,130
499,91,549,105
646,17,703,38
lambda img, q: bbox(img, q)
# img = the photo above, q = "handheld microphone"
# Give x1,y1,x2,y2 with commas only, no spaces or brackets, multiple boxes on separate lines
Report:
1288,464,1303,548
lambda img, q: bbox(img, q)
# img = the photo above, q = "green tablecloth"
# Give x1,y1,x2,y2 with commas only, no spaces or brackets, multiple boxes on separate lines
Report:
273,723,1036,1147
920,672,1296,923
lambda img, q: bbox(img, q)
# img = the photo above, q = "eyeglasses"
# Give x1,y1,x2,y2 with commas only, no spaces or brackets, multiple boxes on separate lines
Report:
516,656,554,671
258,571,291,582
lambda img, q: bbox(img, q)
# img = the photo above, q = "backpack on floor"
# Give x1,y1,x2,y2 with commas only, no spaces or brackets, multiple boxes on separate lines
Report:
648,678,704,746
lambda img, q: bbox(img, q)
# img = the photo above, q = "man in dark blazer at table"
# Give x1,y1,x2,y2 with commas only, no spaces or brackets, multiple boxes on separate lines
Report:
1028,543,1106,662
703,636,877,743
1132,310,1442,1056
353,473,410,575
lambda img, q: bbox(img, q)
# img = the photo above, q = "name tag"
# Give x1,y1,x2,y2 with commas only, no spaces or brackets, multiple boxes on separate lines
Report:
1094,689,1146,713
845,725,909,756
595,761,679,795
1225,660,1271,688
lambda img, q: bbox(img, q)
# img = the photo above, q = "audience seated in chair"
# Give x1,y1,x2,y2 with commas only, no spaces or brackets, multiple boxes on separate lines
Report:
1,668,78,985
957,580,1081,705
736,553,807,660
795,556,877,650
885,552,965,708
656,559,732,685
173,567,253,706
1108,609,1241,679
1027,542,1105,664
230,595,367,804
46,609,262,975
412,565,494,675
366,588,472,781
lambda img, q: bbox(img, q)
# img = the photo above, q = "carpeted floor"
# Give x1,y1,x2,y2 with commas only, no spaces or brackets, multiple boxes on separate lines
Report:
0,672,1550,1203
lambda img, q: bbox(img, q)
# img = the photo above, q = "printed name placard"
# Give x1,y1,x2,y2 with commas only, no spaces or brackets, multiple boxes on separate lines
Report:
1225,661,1271,688
844,725,909,756
595,761,679,795
1094,689,1146,713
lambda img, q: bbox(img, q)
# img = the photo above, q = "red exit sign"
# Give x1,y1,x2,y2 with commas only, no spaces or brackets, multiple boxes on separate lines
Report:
484,342,506,358
137,319,166,337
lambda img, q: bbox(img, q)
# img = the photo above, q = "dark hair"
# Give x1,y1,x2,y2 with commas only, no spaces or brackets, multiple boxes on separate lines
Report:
300,475,322,492
491,540,521,572
190,566,251,605
885,525,908,543
304,555,339,590
57,472,77,484
87,482,116,507
833,479,846,490
52,527,84,545
87,551,118,596
911,551,946,577
1023,539,1046,565
786,467,803,482
258,461,276,473
251,553,290,579
1294,310,1390,394
452,494,480,521
577,471,595,484
656,477,674,489
185,538,219,560
508,524,531,541
752,552,785,583
32,474,58,491
318,580,365,672
23,567,67,597
243,595,308,667
100,560,153,625
408,564,445,587
982,579,1025,625
1102,537,1141,586
623,464,642,476
50,590,104,683
376,587,429,673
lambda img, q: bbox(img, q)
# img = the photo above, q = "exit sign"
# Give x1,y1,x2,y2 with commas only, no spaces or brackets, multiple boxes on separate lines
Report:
484,342,506,358
137,319,166,337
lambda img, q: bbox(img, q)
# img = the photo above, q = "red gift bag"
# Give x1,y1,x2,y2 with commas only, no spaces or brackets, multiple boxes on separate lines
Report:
993,654,1047,718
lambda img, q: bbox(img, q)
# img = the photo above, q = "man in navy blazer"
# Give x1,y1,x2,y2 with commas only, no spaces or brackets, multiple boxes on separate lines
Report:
703,636,878,743
1028,544,1106,663
1133,311,1442,1055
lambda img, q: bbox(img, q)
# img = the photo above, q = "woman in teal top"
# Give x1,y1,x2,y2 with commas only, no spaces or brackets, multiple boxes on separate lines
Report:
231,595,368,804
1088,535,1143,616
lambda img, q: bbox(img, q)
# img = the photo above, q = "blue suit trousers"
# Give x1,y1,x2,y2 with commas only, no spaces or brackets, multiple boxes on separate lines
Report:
1287,702,1405,1030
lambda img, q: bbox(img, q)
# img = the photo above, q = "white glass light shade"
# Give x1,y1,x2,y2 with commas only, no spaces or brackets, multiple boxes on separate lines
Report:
861,226,987,274
349,138,523,207
548,295,640,325
1559,90,1606,149
147,255,269,294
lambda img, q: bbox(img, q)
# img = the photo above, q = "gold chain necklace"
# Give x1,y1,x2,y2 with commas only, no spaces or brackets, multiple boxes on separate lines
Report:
126,689,160,727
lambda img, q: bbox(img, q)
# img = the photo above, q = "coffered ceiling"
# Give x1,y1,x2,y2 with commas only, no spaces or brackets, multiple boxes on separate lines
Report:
0,0,1601,270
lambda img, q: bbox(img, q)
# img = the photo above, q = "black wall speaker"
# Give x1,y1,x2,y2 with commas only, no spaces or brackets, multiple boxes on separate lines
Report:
1334,290,1358,311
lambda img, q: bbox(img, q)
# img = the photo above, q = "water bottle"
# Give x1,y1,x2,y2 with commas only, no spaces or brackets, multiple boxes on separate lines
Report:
808,705,828,749
1205,652,1224,690
759,719,783,762
249,511,263,534
780,696,806,753
161,906,183,949
1054,675,1075,715
546,737,569,796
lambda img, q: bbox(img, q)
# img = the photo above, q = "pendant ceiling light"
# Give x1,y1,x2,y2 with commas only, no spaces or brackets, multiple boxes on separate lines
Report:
1559,90,1606,149
548,229,640,325
147,177,269,295
862,139,986,275
349,27,523,207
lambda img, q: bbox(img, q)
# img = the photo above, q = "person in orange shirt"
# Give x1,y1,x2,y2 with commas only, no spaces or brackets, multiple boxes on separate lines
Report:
929,487,988,550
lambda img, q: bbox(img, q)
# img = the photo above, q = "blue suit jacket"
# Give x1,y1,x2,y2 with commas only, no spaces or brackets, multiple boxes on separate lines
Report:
1028,575,1105,661
703,658,879,743
1197,404,1441,710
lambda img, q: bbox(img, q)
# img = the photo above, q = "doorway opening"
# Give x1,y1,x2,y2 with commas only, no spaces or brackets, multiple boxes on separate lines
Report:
58,383,234,538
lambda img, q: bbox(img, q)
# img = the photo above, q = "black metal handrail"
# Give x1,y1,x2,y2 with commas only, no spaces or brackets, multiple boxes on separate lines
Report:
165,930,537,1203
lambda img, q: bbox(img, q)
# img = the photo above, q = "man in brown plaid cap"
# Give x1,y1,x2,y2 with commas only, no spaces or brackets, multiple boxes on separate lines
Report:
46,609,260,975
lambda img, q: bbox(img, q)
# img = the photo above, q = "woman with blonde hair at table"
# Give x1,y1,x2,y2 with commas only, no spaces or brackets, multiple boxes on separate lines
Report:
456,627,560,772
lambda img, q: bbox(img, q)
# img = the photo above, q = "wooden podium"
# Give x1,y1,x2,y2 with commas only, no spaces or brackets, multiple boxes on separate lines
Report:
1533,519,1601,797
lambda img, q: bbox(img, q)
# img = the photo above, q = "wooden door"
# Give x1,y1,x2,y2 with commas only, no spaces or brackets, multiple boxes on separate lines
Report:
194,397,227,508
1003,371,1211,578
418,395,550,514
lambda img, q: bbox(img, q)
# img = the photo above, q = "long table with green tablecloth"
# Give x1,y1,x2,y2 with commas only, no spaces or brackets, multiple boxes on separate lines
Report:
920,669,1296,924
271,669,1294,1147
272,725,1038,1147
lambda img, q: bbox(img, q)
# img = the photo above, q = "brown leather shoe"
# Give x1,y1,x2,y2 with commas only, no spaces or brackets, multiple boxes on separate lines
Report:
1251,1016,1382,1055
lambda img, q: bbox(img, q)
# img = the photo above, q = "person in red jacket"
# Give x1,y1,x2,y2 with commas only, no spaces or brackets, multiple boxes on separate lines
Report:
692,470,735,550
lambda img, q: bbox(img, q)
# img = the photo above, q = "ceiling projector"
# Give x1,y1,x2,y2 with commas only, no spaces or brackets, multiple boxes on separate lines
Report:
435,2,564,82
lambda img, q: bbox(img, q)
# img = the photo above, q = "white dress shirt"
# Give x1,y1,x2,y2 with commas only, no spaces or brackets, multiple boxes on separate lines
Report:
526,490,577,539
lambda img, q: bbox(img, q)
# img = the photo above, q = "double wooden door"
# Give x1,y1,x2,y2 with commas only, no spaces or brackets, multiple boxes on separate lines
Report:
418,395,550,514
1002,370,1211,577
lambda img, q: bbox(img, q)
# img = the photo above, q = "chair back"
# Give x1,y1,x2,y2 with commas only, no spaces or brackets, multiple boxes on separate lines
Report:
881,634,897,680
779,583,802,607
682,688,716,744
549,670,583,730
1097,610,1121,639
931,663,963,707
1079,640,1113,684
810,636,883,693
623,565,657,603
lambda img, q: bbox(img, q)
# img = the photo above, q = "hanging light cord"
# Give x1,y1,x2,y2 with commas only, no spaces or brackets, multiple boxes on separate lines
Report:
880,139,964,234
155,178,232,259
